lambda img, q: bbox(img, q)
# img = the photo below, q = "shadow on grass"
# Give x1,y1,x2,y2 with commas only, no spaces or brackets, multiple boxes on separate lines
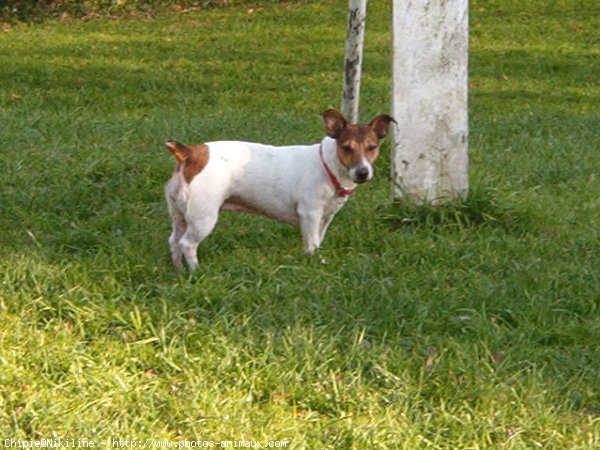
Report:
381,188,533,235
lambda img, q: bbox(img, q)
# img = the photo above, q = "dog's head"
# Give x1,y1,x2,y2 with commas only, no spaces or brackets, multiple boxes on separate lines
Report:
322,109,396,184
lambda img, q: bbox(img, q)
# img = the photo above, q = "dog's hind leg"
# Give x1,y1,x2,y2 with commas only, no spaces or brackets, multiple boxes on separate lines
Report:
180,210,220,271
168,204,187,271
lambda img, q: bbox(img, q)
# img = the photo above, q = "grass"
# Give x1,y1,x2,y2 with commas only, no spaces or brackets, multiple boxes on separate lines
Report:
1,0,599,447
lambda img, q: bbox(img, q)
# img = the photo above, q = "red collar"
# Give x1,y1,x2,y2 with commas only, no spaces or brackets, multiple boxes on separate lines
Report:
319,144,355,198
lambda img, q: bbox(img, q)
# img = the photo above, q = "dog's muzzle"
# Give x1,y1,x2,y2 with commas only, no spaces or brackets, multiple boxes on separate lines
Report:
350,164,373,184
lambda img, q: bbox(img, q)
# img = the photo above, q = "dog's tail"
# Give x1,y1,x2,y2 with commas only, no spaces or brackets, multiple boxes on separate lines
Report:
165,140,192,163
165,140,210,183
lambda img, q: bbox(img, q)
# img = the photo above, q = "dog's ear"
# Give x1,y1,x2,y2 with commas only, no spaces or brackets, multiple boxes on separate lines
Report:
322,109,348,139
368,115,397,140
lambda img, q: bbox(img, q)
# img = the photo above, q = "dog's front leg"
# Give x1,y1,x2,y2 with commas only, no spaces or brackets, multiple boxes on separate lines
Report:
298,208,323,255
319,214,335,246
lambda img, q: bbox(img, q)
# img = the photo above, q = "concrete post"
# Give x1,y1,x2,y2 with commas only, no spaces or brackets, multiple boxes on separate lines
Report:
392,0,469,204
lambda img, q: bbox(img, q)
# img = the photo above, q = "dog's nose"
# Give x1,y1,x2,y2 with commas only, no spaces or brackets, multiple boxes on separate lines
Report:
355,166,370,182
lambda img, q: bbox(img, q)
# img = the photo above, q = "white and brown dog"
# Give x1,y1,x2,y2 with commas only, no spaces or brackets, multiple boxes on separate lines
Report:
165,109,395,270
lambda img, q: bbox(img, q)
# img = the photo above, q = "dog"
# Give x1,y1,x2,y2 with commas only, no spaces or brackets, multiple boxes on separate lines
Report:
165,109,395,270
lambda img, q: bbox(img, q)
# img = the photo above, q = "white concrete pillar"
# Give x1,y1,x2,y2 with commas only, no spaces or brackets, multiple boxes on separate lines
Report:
392,0,469,204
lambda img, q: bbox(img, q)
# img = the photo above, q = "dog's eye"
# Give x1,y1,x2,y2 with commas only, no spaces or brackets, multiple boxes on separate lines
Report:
367,144,378,151
341,145,353,153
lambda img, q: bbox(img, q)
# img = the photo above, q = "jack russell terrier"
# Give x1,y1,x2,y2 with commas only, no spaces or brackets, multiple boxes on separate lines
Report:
165,109,396,270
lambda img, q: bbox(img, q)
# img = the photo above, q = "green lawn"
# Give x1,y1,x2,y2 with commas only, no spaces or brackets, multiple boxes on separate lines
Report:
1,0,599,447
